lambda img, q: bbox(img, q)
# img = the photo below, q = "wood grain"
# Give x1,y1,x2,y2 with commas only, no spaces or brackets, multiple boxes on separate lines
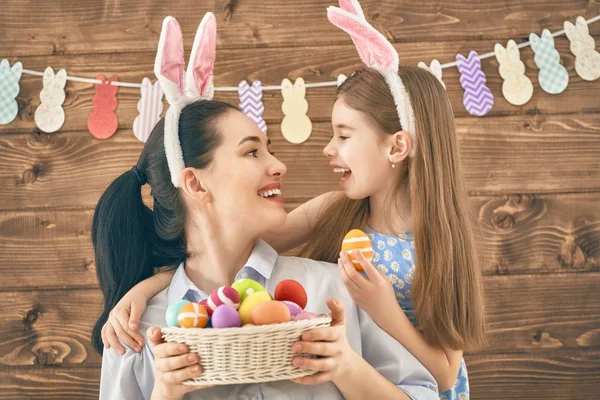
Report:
0,0,598,56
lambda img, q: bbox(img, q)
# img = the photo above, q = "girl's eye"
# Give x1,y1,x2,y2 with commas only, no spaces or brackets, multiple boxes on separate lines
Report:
339,136,349,141
247,150,258,157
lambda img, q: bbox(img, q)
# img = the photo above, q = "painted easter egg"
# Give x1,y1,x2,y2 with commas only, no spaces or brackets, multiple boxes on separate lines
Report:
231,278,266,302
238,291,272,325
211,304,241,328
177,302,209,328
251,300,291,325
274,280,307,309
165,299,191,327
199,298,213,317
341,229,373,272
207,286,241,314
282,300,303,318
294,311,317,321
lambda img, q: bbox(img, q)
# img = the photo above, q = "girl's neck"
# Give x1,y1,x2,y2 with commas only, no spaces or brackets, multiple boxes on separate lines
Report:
367,181,412,235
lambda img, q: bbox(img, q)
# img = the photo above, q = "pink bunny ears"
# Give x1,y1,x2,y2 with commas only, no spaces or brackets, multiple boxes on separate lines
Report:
327,0,416,157
154,13,217,187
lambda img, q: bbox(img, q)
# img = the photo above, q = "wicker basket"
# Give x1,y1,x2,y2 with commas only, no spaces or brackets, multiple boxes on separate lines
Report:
161,315,332,385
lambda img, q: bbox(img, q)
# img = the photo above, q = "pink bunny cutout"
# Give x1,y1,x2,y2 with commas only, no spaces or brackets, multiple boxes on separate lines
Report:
87,74,119,139
154,13,217,187
327,0,416,157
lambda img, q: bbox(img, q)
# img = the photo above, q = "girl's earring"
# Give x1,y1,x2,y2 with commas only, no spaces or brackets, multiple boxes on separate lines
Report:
392,163,396,169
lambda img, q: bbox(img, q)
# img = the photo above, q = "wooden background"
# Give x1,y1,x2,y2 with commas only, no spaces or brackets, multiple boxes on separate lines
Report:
1,0,599,398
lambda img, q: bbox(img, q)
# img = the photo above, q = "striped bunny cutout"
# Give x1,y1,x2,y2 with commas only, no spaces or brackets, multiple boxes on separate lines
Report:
0,59,22,125
418,59,445,89
281,77,311,144
327,0,416,157
239,80,267,134
495,40,533,106
564,16,600,81
133,78,164,143
530,29,569,94
35,67,67,132
456,51,494,116
154,13,217,187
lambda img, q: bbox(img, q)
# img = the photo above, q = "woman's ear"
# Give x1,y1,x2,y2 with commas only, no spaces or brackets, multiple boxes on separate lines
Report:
388,131,412,164
179,167,211,204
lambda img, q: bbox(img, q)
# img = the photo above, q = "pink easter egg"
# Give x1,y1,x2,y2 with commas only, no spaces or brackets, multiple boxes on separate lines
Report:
211,305,241,328
207,286,241,314
294,312,317,321
282,301,303,318
199,298,213,317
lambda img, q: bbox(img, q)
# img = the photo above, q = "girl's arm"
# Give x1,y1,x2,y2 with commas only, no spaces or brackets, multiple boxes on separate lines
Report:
262,191,343,254
102,270,175,354
339,250,463,392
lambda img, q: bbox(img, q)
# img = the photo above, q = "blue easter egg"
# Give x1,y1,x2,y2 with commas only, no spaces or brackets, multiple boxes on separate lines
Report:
165,299,191,327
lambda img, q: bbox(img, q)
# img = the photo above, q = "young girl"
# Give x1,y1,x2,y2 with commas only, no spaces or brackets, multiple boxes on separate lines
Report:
103,3,486,399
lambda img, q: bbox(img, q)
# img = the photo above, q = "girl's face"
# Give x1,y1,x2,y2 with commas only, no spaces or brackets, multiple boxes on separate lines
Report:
201,110,288,235
323,97,397,200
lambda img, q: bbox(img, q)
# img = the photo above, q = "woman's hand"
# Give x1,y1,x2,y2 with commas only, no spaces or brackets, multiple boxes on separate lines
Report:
338,249,399,322
290,299,360,386
101,295,148,354
148,327,213,400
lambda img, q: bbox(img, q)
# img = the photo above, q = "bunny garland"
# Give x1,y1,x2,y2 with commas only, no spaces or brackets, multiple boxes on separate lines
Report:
154,13,217,187
88,74,119,139
494,40,533,106
238,80,267,134
0,59,23,125
327,0,416,157
530,29,569,94
281,77,312,144
35,67,67,133
564,16,600,81
133,78,164,143
418,59,445,89
456,51,494,116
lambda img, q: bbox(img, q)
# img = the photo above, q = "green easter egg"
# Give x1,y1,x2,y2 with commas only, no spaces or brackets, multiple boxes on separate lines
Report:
231,278,266,302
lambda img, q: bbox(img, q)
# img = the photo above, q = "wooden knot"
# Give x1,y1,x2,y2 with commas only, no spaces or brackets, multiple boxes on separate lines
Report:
22,164,41,184
222,0,238,22
492,211,514,230
23,308,40,327
35,348,58,365
31,130,51,145
559,237,586,270
532,332,562,348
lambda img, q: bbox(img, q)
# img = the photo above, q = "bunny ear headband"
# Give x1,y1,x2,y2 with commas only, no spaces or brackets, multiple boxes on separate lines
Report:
327,0,416,157
154,13,217,187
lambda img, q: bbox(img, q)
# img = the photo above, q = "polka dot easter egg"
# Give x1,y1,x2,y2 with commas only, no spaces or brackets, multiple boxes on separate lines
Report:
274,279,307,309
177,302,209,328
207,285,240,315
238,291,272,325
341,229,373,272
231,278,266,302
165,299,191,327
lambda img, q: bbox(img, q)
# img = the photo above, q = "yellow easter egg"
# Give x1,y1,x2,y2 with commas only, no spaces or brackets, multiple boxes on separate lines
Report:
238,292,272,325
341,229,373,272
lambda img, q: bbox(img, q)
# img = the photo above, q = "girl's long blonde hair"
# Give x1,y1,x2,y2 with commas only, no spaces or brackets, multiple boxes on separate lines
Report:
299,66,487,351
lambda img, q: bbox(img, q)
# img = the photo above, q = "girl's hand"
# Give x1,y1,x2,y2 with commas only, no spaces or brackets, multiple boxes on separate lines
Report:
290,299,360,386
338,249,399,322
148,327,214,400
101,295,148,354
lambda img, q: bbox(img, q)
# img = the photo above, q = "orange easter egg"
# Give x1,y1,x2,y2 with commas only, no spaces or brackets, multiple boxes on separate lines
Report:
341,229,373,272
177,302,209,328
251,300,291,325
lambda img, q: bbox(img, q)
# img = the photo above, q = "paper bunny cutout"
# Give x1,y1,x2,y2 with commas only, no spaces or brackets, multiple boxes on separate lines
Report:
529,29,569,94
0,59,23,125
281,77,312,144
154,13,216,187
239,80,267,134
34,67,67,133
327,0,415,156
564,16,600,81
494,40,533,106
87,74,119,139
456,51,494,116
133,78,164,143
337,73,348,86
417,59,445,89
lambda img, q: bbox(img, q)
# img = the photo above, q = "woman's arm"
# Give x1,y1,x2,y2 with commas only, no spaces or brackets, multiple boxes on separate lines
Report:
262,191,343,253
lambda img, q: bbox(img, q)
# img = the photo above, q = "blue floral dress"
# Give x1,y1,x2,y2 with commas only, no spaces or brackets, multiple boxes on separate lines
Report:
365,226,469,400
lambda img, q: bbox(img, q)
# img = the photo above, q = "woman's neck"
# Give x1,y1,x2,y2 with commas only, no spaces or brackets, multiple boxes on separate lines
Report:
367,180,412,235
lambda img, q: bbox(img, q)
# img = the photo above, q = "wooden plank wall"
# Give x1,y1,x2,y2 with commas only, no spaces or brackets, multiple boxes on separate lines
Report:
1,1,599,398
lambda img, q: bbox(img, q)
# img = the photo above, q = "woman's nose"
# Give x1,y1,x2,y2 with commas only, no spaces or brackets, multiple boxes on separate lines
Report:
269,155,287,177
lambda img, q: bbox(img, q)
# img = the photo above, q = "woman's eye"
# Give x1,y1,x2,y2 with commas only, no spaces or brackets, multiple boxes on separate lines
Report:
247,150,258,157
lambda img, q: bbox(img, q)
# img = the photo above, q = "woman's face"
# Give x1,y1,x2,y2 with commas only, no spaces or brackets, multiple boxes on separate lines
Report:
201,110,287,235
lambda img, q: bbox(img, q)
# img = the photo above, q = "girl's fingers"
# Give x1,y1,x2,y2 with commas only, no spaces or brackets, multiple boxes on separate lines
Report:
101,323,110,349
114,308,145,348
153,342,190,359
293,356,337,372
155,352,199,373
293,341,339,357
162,364,203,384
338,259,361,293
339,251,368,287
129,302,144,333
301,325,342,342
292,372,334,386
353,249,381,282
109,314,141,352
106,322,125,355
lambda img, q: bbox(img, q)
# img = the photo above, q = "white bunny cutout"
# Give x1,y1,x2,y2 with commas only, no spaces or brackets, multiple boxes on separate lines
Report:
281,77,312,144
154,13,217,187
418,59,445,89
494,40,533,106
34,67,67,133
564,16,600,81
327,0,416,157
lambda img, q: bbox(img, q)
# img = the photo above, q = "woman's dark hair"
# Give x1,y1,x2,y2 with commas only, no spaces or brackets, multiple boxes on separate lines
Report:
91,100,237,353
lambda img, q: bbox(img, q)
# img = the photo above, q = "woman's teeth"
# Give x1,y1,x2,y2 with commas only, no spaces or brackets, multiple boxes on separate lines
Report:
333,168,351,173
258,188,282,198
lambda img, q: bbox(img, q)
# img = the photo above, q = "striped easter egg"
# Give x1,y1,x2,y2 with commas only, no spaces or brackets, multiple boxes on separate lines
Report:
177,302,209,328
341,229,373,272
207,286,241,314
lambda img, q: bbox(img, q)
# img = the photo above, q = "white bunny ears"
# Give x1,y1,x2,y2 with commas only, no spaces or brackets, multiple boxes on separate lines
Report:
327,0,416,157
154,13,217,187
